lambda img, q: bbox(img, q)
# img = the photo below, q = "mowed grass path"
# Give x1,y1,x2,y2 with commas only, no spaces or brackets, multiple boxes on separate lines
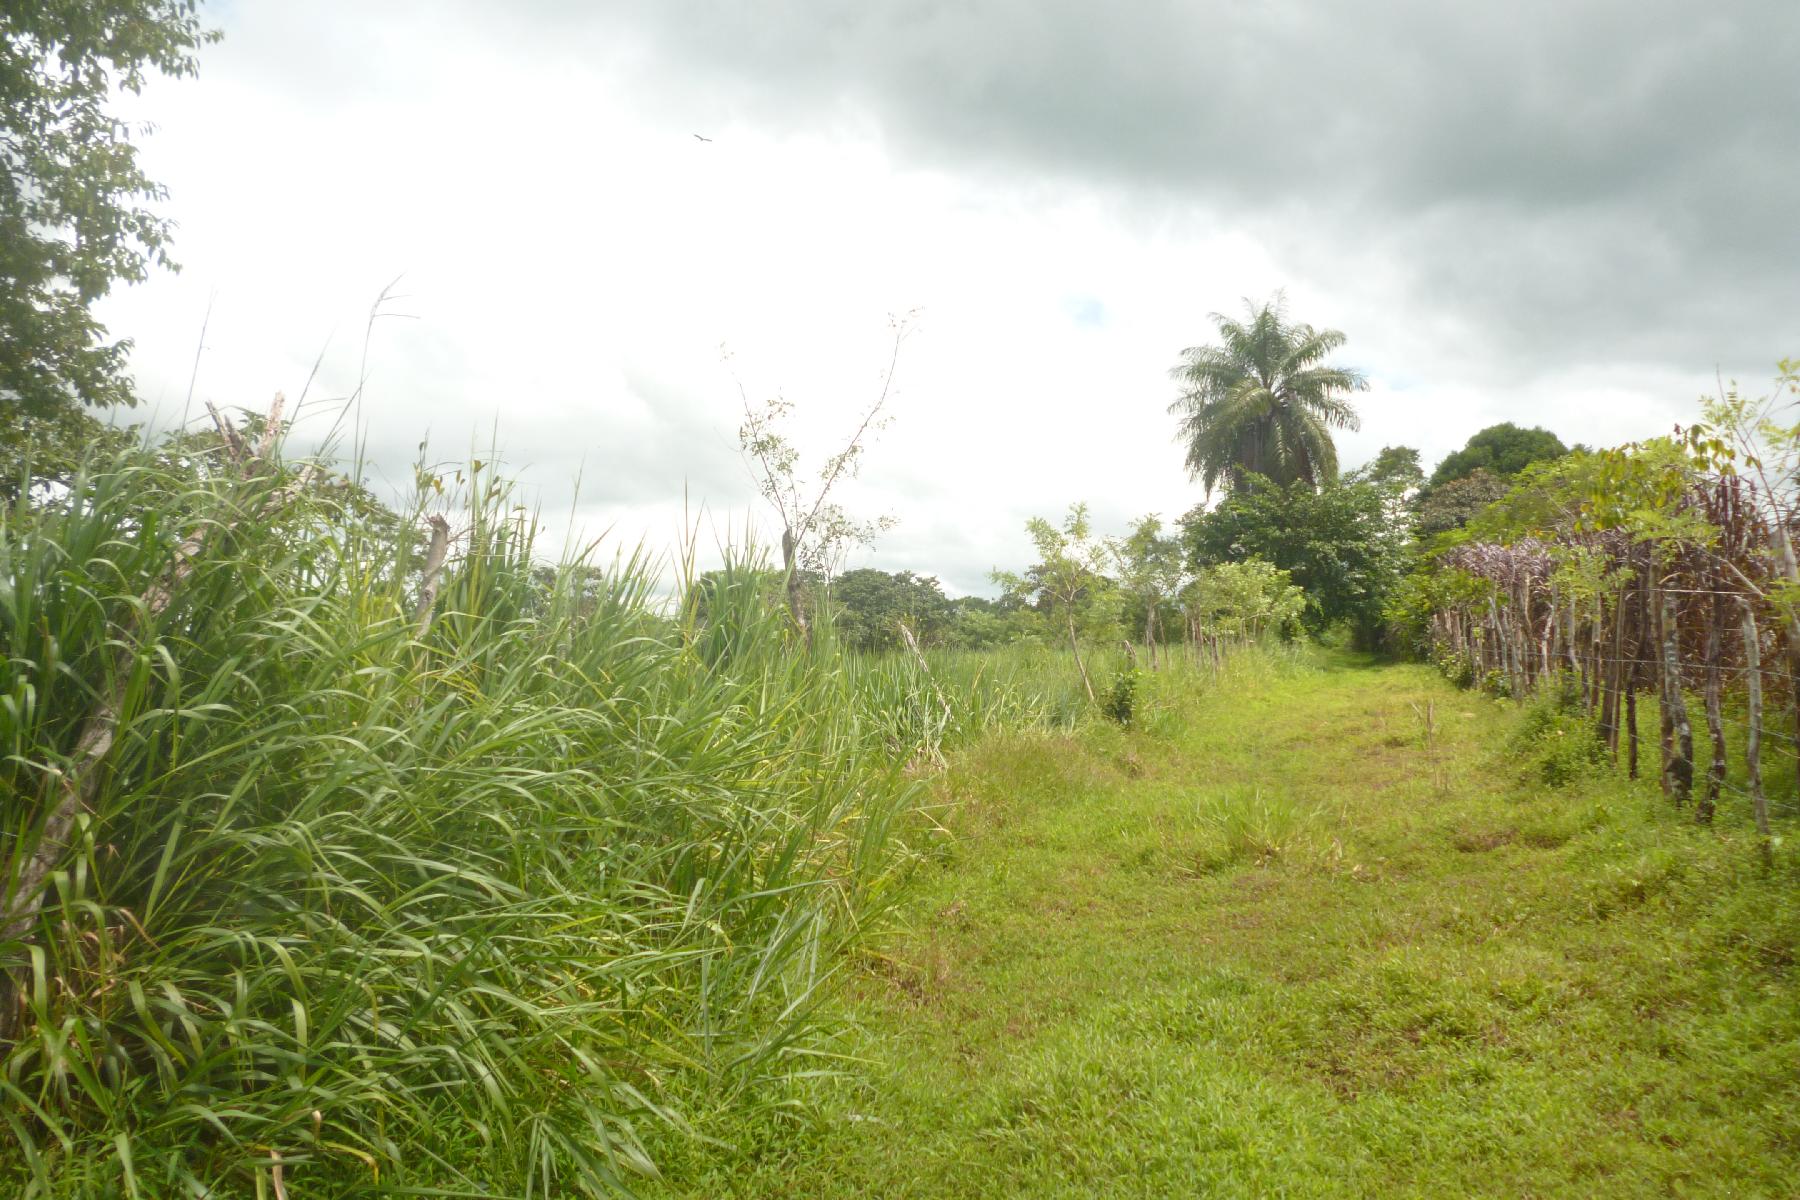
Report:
648,654,1800,1198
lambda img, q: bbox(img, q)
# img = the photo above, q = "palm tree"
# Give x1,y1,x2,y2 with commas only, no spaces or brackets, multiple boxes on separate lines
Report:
1169,294,1367,494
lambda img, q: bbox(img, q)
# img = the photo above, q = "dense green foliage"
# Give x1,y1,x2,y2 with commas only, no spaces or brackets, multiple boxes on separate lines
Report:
1424,422,1569,493
1392,363,1800,854
1109,514,1185,654
1181,474,1411,643
824,570,1044,654
0,431,1077,1198
4,15,1788,1191
1183,558,1307,640
0,2,215,487
1358,444,1425,490
0,400,133,500
1415,466,1513,536
993,504,1116,699
828,568,952,651
1168,295,1367,493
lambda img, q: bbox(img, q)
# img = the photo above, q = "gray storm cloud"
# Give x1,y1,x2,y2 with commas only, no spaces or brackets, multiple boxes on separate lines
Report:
540,0,1798,372
96,0,1799,597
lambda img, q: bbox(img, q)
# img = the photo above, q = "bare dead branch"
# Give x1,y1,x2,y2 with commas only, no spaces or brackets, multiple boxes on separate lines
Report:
205,400,250,467
798,316,911,544
415,515,452,636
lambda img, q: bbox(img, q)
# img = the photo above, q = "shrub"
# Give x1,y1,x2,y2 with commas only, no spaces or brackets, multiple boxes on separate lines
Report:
1103,663,1140,726
1479,668,1512,697
1431,646,1477,689
1511,676,1608,786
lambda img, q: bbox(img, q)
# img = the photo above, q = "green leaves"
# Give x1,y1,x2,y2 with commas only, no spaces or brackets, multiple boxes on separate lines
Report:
0,437,945,1196
1,3,217,418
1185,559,1306,641
1182,475,1411,643
1422,423,1569,495
1169,294,1367,493
826,568,954,654
1004,503,1114,626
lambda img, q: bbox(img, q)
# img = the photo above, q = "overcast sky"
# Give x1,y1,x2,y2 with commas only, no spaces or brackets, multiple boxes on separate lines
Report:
98,0,1799,594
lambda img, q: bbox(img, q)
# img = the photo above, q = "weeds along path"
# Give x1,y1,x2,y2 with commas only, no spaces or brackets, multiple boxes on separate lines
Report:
648,652,1800,1199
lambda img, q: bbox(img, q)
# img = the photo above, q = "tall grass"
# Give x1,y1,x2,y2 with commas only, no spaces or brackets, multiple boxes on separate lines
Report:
841,635,1295,756
0,441,1032,1197
841,643,1087,763
0,429,1294,1195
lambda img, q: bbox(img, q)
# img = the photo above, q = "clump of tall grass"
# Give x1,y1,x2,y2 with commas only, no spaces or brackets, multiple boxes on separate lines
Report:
0,434,956,1197
1193,786,1311,870
841,641,1089,764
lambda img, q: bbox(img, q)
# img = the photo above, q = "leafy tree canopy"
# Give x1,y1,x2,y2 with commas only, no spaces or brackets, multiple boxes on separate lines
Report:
1415,467,1513,537
0,401,134,500
828,568,954,653
2,3,216,497
993,505,1114,617
1180,475,1411,644
1350,445,1425,490
1183,559,1306,641
1424,423,1568,492
1,2,216,416
1109,513,1183,610
994,503,1113,700
1107,514,1186,663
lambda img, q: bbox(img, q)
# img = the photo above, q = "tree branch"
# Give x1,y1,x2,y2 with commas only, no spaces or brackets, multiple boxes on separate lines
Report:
414,514,452,636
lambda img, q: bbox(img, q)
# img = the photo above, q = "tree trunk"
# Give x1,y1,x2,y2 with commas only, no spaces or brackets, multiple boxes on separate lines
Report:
1512,597,1528,692
1565,598,1581,676
1699,585,1725,824
1588,598,1604,714
1068,612,1095,703
1742,602,1770,838
1519,580,1535,688
1601,577,1629,757
781,526,811,648
1660,588,1694,805
1489,598,1513,694
1626,684,1639,780
1656,578,1673,796
1626,546,1647,780
1770,526,1800,811
414,515,452,636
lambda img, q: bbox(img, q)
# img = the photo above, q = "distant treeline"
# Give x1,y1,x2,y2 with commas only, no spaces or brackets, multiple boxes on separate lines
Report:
741,421,1581,659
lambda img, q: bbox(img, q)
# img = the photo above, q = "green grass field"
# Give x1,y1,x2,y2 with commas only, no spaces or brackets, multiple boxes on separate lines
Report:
645,651,1800,1198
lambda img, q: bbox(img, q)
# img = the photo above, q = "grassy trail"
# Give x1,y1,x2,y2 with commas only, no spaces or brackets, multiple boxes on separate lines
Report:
651,653,1799,1197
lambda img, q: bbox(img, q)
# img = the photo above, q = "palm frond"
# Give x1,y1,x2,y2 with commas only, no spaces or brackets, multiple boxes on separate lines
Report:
1169,293,1363,493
